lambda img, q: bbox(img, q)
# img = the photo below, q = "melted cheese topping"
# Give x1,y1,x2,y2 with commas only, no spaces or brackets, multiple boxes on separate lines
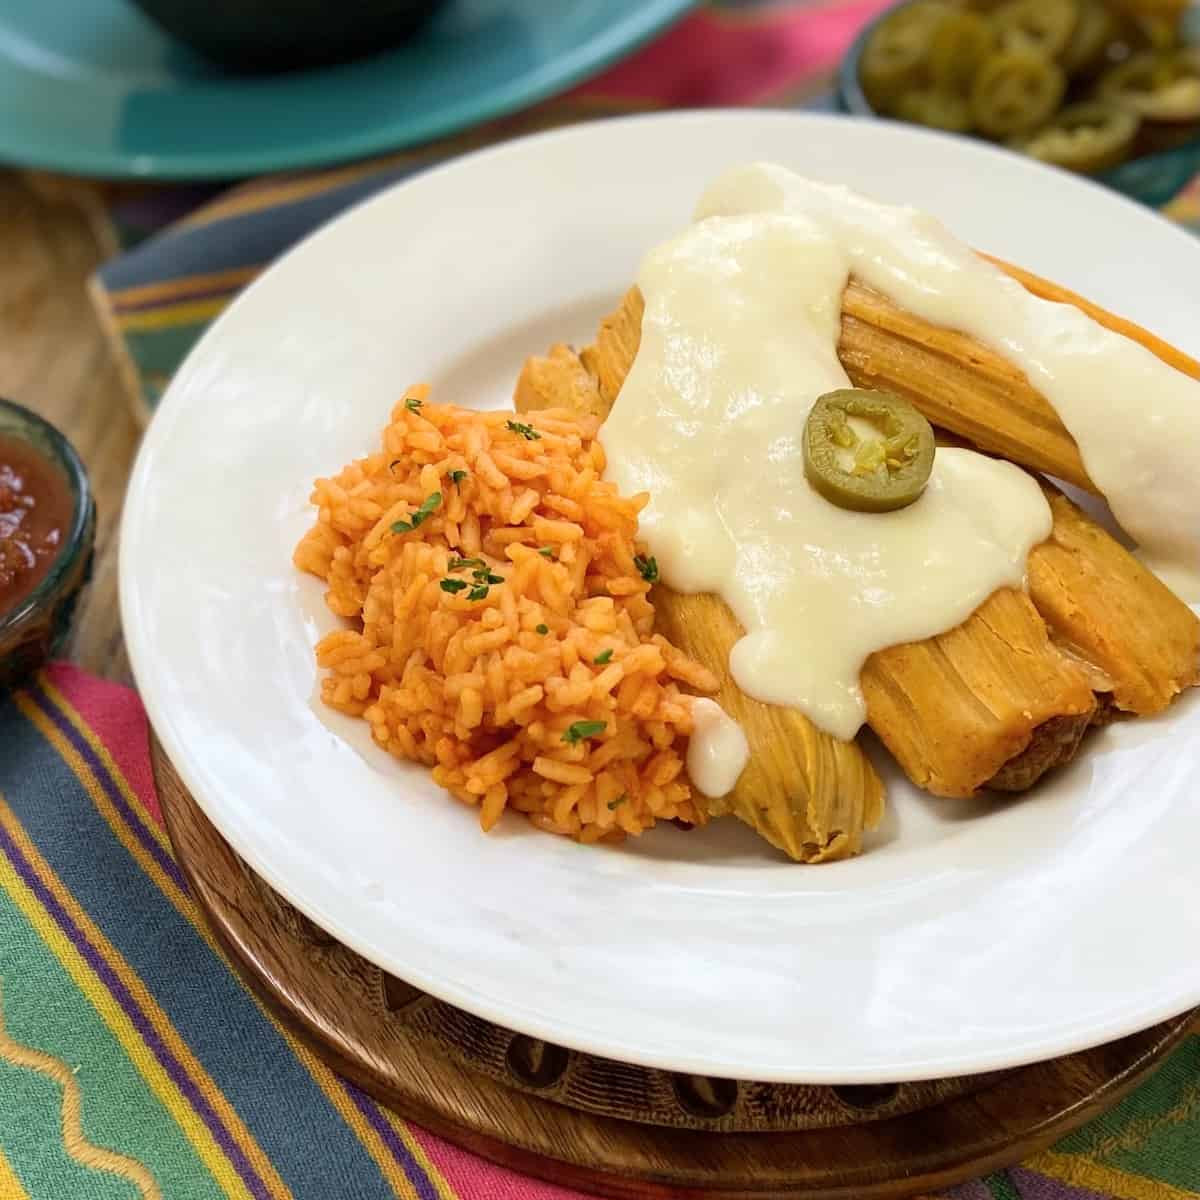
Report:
603,196,1052,740
686,699,750,798
698,163,1200,601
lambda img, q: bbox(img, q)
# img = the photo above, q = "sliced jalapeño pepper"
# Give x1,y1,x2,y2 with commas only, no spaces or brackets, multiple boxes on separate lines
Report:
1060,0,1121,77
803,389,936,514
859,1,952,110
991,0,1080,60
1099,49,1200,123
1016,100,1140,172
928,10,996,92
894,88,973,131
971,48,1067,136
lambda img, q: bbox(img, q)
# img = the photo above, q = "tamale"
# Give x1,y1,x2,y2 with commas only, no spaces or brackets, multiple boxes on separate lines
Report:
861,589,1096,797
515,342,885,861
601,270,1200,501
519,281,1196,799
838,281,1093,491
654,590,884,862
840,261,1200,492
1029,486,1200,716
517,328,1096,800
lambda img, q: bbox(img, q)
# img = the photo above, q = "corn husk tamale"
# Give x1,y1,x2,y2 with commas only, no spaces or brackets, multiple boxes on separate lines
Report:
860,588,1097,797
840,260,1200,492
518,277,1199,800
598,270,1200,498
515,341,884,861
654,590,884,862
520,329,1096,799
1029,486,1200,716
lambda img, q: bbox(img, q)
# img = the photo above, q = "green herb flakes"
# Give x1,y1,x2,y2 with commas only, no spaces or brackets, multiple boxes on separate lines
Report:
634,554,659,583
535,624,549,635
505,420,541,441
594,649,613,665
562,720,606,745
440,579,468,594
391,491,441,534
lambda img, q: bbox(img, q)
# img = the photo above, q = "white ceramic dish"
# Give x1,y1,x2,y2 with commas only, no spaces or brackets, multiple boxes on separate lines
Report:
121,111,1200,1084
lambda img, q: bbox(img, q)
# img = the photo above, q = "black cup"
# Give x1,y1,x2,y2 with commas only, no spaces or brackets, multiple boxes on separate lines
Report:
130,0,450,72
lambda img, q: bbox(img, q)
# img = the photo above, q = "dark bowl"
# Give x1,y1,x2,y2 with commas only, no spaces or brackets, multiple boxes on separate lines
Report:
129,0,451,72
837,1,1200,210
0,399,96,688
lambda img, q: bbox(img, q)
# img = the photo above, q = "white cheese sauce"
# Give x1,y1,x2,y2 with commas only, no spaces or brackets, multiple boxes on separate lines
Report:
602,171,1056,740
698,162,1200,601
686,699,750,799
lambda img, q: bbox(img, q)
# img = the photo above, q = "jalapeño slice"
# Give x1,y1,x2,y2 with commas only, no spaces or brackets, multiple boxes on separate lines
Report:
971,47,1067,136
1017,100,1139,172
803,389,936,513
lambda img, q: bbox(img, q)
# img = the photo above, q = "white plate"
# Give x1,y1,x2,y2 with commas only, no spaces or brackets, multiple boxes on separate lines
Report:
121,112,1200,1084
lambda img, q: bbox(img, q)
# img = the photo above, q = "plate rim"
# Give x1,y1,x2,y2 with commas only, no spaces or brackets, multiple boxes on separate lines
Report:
0,0,693,179
121,109,1200,1082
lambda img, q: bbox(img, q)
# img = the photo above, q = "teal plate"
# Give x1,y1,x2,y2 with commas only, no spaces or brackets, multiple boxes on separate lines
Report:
0,0,693,180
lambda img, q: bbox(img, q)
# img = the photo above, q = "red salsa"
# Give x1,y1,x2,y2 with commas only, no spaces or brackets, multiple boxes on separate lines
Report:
0,434,73,617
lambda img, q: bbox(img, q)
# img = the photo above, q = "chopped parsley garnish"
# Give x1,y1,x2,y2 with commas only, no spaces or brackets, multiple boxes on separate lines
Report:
538,546,554,558
405,396,423,413
391,492,441,534
467,585,490,601
607,794,627,811
461,564,504,587
440,579,468,594
505,420,541,441
535,623,549,635
594,649,613,665
449,469,468,485
562,720,606,745
633,554,659,583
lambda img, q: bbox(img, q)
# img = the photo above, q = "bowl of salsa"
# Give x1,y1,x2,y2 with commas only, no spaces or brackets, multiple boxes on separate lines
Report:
0,398,95,686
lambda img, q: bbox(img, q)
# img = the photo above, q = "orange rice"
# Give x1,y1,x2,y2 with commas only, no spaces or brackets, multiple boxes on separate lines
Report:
293,386,719,842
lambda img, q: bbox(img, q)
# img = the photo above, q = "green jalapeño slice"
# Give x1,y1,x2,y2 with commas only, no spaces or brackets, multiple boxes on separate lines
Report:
803,389,936,513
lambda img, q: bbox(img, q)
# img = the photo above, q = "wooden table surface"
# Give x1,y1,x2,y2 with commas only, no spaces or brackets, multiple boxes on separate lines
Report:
1,172,141,684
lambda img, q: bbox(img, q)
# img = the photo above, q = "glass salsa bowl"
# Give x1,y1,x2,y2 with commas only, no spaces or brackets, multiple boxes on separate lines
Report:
0,398,96,687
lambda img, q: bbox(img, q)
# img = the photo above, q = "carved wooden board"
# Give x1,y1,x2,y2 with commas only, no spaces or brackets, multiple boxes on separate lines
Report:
152,736,1195,1200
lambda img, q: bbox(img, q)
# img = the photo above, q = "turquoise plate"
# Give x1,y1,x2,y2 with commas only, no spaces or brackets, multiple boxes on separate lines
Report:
0,0,693,180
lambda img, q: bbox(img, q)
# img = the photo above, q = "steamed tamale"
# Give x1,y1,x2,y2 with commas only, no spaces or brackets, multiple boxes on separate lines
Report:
515,339,884,860
654,590,884,862
519,281,1199,800
1029,487,1200,715
841,261,1200,493
519,334,1095,798
593,272,1200,503
861,589,1097,797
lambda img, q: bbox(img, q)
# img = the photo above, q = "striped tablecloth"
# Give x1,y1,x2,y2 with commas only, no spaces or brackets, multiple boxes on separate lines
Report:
3,3,1198,1198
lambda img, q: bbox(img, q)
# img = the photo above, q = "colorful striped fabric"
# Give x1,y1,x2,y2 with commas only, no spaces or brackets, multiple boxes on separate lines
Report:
0,664,1197,1200
19,1,1195,1196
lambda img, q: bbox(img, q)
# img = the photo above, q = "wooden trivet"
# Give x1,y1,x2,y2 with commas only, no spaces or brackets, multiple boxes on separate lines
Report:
152,737,1195,1200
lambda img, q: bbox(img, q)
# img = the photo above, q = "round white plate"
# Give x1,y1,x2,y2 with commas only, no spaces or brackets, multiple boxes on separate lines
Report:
121,112,1200,1084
